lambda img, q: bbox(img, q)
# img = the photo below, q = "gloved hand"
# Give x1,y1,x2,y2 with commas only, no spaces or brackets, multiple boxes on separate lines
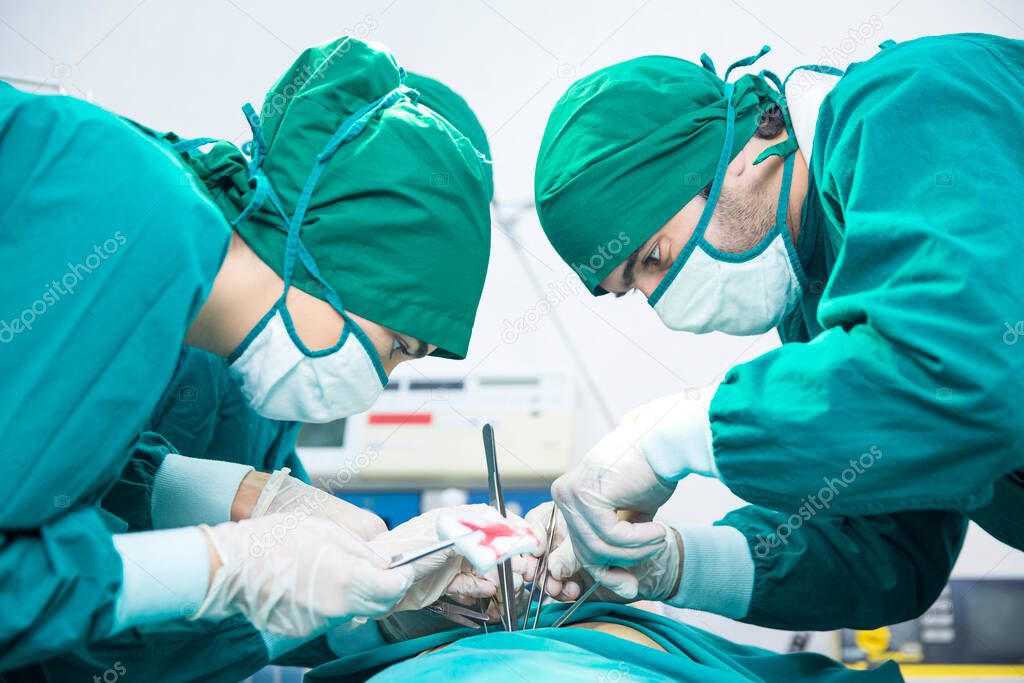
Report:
522,502,570,596
368,505,519,614
249,468,386,541
551,389,715,598
193,514,410,638
525,504,683,604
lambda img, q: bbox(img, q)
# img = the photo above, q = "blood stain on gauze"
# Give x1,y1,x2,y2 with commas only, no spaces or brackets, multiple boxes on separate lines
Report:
437,507,542,573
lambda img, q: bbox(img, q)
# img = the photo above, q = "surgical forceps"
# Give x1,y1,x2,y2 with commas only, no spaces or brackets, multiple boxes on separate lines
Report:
524,505,557,629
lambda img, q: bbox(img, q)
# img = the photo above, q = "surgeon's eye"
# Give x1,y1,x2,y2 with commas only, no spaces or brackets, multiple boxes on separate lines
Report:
643,243,661,267
390,336,411,359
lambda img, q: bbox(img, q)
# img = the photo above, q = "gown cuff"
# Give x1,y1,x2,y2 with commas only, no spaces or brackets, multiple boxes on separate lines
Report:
666,525,753,619
262,618,383,659
152,453,253,528
111,527,210,634
327,619,387,656
637,387,718,482
262,630,316,659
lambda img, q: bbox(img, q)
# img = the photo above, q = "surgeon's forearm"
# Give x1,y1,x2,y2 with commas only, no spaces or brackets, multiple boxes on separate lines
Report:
150,453,254,528
232,470,271,520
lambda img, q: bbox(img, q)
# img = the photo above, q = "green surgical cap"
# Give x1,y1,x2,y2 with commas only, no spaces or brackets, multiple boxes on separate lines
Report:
189,37,492,359
405,71,493,200
535,55,778,294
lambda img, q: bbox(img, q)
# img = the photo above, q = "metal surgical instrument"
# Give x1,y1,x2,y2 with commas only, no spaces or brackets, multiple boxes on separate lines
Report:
483,423,517,632
525,505,557,629
551,582,601,628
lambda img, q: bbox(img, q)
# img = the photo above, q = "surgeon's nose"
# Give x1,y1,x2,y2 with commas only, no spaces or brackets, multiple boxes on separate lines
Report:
636,273,665,299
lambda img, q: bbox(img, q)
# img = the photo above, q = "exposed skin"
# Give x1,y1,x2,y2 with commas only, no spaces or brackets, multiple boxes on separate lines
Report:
599,131,809,297
185,232,437,582
186,232,435,373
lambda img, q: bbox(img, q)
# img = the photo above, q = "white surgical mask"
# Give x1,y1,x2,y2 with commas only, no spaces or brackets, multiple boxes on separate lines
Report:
647,78,804,336
228,305,385,423
651,218,802,336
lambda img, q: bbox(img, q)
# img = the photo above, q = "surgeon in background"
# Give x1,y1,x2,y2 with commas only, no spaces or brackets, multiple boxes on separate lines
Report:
528,33,1022,629
0,37,495,674
8,67,498,683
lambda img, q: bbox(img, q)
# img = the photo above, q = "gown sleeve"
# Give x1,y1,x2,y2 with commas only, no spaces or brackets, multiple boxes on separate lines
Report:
726,507,967,630
711,37,1024,515
0,506,123,670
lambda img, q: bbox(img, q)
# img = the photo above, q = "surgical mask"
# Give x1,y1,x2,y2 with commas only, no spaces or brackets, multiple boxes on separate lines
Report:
647,71,805,336
228,303,385,423
192,84,412,422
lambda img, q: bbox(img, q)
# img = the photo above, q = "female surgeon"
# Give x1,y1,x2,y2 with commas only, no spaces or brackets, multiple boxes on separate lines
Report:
6,67,500,683
0,37,493,672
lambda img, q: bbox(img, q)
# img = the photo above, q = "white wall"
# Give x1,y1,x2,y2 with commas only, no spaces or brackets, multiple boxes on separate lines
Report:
3,0,1022,652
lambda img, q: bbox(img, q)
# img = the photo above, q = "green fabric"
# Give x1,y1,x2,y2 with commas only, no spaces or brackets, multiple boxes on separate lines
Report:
404,71,493,199
721,507,966,630
102,346,304,533
535,55,779,294
967,470,1024,550
31,346,305,682
21,615,268,683
189,37,491,359
710,34,1024,521
0,83,229,669
306,602,903,683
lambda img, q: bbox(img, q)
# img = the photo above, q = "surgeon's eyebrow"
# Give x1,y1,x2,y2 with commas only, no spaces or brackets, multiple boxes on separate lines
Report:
617,246,644,297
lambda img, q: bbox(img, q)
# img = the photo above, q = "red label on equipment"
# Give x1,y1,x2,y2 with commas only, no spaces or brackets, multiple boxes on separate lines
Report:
368,413,432,425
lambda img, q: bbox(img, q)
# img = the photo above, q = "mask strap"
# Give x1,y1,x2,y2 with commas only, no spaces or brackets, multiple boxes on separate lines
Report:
231,103,274,226
281,84,413,291
171,137,221,154
723,44,771,82
754,63,844,165
647,81,736,306
775,152,796,228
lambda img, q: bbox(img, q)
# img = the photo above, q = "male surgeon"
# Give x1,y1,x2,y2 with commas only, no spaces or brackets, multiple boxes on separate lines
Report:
531,34,1023,628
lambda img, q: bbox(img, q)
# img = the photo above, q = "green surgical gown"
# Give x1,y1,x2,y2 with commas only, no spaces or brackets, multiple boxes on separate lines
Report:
709,34,1024,541
701,34,1023,632
0,84,229,669
305,603,904,683
6,347,303,682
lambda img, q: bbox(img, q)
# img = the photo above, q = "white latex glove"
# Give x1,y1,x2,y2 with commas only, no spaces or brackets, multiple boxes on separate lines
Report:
522,502,569,595
251,468,386,541
551,390,715,598
368,505,515,613
524,507,684,602
193,514,411,638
